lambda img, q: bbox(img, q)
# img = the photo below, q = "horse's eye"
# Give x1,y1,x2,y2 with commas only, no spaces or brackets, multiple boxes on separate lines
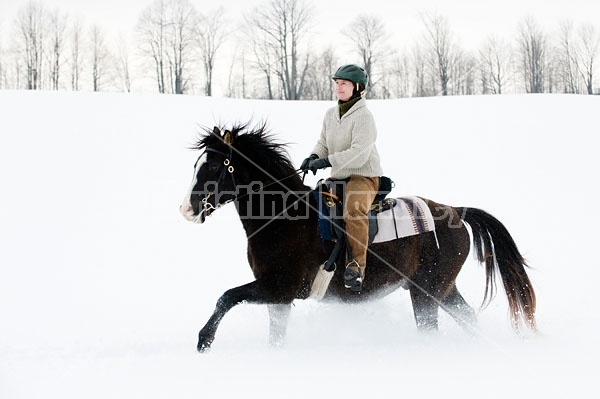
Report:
208,163,219,172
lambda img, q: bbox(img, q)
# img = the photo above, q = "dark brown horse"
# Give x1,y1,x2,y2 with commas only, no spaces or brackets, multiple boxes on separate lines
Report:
180,124,537,352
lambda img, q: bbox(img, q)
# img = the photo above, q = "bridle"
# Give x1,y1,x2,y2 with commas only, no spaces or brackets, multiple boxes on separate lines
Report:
196,147,237,217
196,146,305,218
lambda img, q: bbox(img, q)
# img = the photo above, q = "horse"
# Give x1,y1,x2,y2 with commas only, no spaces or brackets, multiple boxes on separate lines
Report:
179,123,537,352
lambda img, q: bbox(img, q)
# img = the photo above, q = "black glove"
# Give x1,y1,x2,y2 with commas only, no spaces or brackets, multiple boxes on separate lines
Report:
308,157,331,175
300,154,318,172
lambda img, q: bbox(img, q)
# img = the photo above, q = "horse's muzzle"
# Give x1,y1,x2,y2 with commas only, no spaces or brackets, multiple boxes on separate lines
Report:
180,202,207,224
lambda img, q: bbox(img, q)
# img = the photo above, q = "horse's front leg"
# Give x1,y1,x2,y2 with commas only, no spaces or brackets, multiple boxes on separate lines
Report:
197,280,292,352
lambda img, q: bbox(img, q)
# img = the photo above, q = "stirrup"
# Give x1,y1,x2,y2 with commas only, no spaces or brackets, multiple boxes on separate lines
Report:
344,260,363,292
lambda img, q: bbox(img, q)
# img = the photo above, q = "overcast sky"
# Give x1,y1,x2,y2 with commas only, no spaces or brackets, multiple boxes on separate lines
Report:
1,0,599,50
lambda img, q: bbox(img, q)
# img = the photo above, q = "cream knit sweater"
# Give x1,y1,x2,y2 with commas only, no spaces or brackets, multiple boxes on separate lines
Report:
311,97,383,179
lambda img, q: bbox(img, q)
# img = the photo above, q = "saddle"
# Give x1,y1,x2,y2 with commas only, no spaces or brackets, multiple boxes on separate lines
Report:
313,176,436,273
313,176,394,272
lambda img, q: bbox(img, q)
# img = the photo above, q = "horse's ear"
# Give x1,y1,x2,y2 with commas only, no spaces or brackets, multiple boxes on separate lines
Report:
223,130,233,145
212,126,221,136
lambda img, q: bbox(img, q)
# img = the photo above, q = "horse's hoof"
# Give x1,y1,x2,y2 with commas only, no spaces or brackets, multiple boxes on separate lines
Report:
197,335,214,353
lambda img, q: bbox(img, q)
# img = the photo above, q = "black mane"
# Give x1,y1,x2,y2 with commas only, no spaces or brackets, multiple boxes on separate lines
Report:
194,122,299,180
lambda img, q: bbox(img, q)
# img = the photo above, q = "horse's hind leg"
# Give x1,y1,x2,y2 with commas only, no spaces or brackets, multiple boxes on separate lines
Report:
410,287,439,331
442,285,477,331
268,303,291,347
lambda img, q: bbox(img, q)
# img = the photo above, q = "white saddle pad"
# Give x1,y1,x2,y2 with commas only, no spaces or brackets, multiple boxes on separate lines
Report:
372,196,435,244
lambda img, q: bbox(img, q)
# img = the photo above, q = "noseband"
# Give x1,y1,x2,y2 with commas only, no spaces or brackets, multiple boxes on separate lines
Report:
197,147,237,217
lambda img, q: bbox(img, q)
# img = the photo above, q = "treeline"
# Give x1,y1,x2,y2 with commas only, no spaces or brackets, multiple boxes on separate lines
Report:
0,0,598,98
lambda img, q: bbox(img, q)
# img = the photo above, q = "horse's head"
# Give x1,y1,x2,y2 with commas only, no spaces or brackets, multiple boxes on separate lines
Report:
180,122,304,224
180,126,238,224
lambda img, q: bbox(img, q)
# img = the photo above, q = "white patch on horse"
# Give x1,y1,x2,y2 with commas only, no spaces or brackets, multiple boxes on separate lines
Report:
180,153,206,222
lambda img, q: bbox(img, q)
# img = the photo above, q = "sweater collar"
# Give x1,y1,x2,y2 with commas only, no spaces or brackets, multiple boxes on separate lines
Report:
338,96,365,119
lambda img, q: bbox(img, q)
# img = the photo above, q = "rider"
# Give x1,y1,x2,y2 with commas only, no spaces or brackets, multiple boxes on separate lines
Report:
300,64,383,292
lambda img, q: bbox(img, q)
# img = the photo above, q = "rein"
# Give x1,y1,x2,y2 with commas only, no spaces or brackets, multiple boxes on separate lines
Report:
199,147,306,216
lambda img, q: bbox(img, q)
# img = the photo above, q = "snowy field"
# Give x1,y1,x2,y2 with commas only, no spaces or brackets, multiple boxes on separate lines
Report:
1,91,598,398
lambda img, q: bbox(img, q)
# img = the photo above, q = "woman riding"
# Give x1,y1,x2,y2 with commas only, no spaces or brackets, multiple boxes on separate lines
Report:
300,64,383,292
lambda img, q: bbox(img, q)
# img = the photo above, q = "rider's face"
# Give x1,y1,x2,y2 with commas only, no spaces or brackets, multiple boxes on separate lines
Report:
335,79,354,101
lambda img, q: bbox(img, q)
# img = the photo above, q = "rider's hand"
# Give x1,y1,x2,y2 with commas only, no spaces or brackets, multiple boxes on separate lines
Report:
300,154,318,172
308,157,331,175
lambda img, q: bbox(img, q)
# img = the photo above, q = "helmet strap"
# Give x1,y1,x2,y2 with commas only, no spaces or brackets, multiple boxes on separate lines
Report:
357,83,366,96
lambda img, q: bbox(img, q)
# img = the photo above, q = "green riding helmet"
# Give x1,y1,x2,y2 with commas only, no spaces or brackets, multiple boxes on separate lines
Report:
332,64,369,85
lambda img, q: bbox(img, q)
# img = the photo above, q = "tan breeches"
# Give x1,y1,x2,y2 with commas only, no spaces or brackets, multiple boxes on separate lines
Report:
343,175,379,275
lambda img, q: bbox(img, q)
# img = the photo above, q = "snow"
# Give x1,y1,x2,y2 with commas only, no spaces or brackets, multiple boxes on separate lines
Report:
1,90,599,398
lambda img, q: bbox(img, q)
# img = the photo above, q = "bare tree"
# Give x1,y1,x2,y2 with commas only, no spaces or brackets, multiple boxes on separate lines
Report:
246,0,313,100
306,46,337,100
70,19,84,90
578,24,600,94
47,8,67,90
388,52,412,98
90,25,110,91
412,45,430,97
421,13,464,96
13,58,23,89
245,22,278,99
518,17,546,93
165,0,197,94
196,7,227,96
116,36,132,92
15,0,48,90
0,61,9,89
343,15,387,98
479,36,513,94
226,48,247,98
0,27,5,89
546,49,560,93
137,0,197,94
555,20,581,93
452,52,476,95
137,0,168,93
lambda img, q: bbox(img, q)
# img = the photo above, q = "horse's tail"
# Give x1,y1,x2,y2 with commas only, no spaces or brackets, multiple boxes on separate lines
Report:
455,207,537,333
